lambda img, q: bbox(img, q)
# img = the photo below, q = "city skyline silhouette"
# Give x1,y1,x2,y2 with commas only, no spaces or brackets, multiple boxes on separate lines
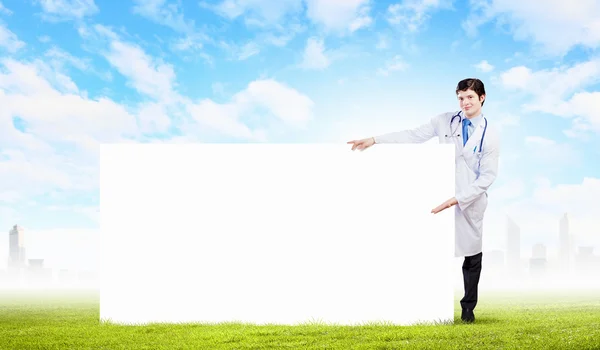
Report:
1,210,598,290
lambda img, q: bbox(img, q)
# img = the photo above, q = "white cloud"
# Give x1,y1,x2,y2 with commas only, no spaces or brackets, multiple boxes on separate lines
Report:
208,0,372,34
0,58,65,96
489,178,525,202
236,79,314,126
554,92,600,133
475,60,494,72
81,24,313,142
215,23,305,61
132,0,210,54
376,34,389,50
38,35,52,43
45,205,99,223
95,29,178,103
45,46,90,71
170,35,204,52
0,22,25,53
305,0,372,34
43,46,113,82
500,59,600,100
464,0,600,55
377,55,409,76
499,65,531,89
7,94,138,141
498,57,600,133
0,14,317,229
387,0,452,32
524,136,581,167
0,56,143,201
494,112,520,130
200,0,307,57
0,190,21,203
185,99,265,141
208,0,303,24
0,206,20,230
237,42,260,60
260,24,305,47
524,136,554,146
211,82,227,97
348,3,373,32
0,1,12,15
0,150,80,192
186,79,314,140
135,102,172,134
218,40,261,61
35,0,98,21
299,37,330,70
132,0,193,33
0,50,105,97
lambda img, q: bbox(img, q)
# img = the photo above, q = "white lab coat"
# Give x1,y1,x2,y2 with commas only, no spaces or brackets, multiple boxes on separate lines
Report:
373,111,500,257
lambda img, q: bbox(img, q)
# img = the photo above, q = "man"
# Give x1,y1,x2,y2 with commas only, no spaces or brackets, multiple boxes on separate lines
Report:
347,78,499,323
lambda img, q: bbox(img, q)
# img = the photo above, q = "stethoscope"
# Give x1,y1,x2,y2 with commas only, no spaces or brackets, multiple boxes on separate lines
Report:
444,111,487,154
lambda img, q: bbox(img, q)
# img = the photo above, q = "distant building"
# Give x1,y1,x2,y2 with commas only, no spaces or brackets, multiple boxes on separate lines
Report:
28,259,44,268
58,269,78,285
532,243,546,260
506,216,520,274
26,259,53,284
575,246,599,276
577,246,594,258
484,250,504,270
559,213,571,271
8,225,26,270
529,243,547,279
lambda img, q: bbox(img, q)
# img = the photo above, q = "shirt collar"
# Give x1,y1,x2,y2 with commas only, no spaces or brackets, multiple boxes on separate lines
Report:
465,112,483,127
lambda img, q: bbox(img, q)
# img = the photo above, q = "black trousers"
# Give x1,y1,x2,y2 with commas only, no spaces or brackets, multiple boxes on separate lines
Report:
460,252,482,311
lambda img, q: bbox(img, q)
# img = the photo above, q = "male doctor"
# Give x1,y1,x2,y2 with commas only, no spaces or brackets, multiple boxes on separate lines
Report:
347,78,499,323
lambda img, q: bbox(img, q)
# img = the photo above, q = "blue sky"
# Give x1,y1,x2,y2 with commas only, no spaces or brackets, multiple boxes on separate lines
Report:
0,0,599,270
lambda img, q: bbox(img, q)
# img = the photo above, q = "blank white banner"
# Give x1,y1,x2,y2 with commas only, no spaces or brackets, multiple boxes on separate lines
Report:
100,143,455,326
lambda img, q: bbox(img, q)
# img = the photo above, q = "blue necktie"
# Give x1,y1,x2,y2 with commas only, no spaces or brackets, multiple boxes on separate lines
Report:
462,119,471,146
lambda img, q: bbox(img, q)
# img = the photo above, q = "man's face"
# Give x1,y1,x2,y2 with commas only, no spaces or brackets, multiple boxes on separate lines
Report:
457,89,484,117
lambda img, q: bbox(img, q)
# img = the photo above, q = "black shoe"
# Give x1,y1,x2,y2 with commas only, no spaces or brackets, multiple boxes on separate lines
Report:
461,309,475,323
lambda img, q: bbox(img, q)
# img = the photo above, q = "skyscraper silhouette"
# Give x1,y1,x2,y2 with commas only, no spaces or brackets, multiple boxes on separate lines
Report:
8,225,26,270
506,216,520,274
559,213,571,272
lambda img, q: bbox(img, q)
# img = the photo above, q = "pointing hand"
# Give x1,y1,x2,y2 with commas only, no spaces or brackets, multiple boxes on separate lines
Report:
347,137,375,151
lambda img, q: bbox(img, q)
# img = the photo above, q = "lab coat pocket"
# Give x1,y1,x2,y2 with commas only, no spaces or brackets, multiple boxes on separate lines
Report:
469,194,487,223
464,153,481,173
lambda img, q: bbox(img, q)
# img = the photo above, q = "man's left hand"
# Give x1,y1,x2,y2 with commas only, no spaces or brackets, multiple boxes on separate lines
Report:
431,197,458,214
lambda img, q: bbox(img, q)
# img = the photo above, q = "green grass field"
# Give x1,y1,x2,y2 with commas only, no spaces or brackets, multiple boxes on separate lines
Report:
1,289,599,349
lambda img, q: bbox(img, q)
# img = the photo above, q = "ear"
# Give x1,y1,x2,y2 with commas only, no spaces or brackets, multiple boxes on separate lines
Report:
480,94,485,103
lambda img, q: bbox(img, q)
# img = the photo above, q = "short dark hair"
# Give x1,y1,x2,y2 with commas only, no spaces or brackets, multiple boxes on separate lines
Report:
456,78,486,106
